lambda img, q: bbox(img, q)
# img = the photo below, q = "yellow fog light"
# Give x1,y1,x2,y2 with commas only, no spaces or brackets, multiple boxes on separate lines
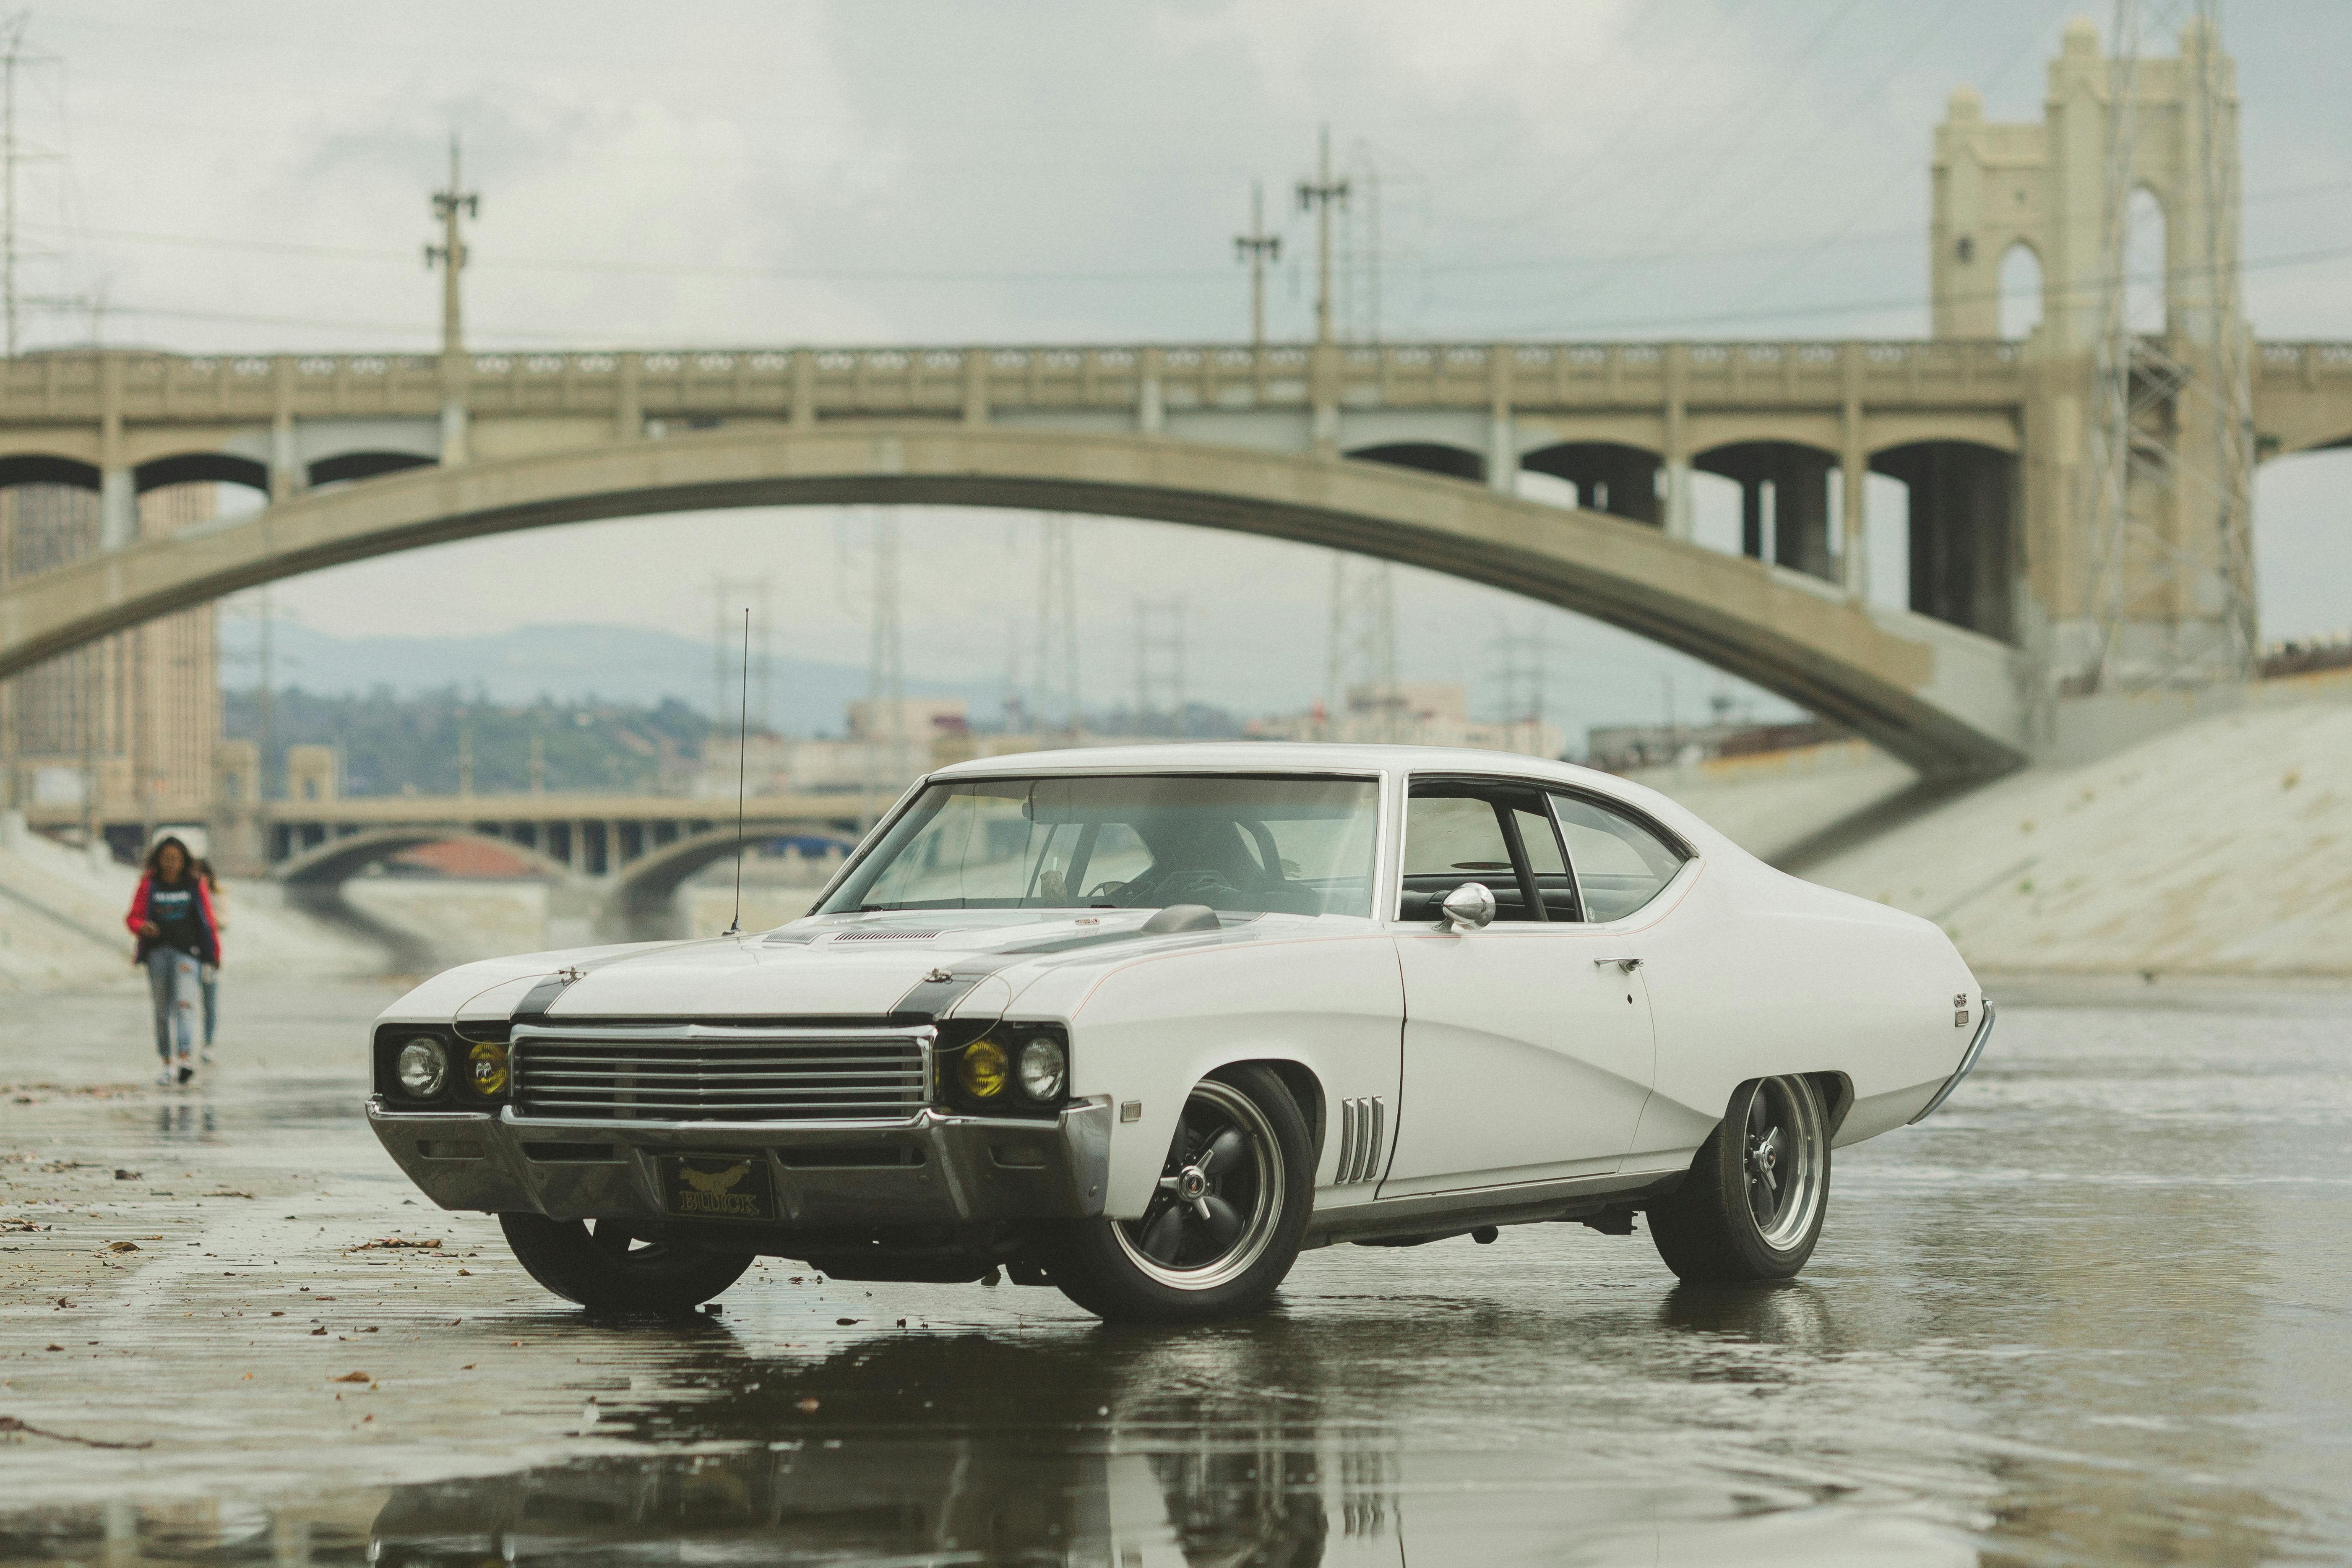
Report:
960,1038,1008,1099
468,1039,509,1097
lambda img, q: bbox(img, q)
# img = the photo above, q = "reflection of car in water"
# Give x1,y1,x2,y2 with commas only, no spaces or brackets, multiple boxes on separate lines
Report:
367,1329,1340,1566
365,744,1994,1322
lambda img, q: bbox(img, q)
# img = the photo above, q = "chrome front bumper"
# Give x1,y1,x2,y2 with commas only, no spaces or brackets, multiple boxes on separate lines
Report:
367,1098,1112,1226
1909,999,1996,1125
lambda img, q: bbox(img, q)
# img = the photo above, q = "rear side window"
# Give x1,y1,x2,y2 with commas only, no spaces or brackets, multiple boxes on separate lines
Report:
1550,793,1686,920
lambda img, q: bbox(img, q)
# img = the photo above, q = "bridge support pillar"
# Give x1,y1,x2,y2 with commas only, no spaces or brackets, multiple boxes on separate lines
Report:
1840,344,1869,599
1138,348,1164,436
1486,408,1514,494
616,353,643,442
1662,346,1692,541
98,468,135,551
439,401,470,466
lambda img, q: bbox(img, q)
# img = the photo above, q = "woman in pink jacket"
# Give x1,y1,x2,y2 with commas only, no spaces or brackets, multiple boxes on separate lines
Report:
125,836,219,1086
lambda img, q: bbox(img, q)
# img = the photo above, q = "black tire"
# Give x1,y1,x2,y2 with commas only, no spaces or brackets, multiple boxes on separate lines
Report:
1648,1075,1831,1285
499,1214,754,1315
1042,1065,1312,1323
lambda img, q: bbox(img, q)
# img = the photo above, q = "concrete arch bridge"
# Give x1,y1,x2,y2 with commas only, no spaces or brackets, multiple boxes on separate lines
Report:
261,792,865,940
3,337,2350,787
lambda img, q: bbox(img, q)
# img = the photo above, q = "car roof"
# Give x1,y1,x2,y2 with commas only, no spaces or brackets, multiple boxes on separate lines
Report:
931,741,1623,795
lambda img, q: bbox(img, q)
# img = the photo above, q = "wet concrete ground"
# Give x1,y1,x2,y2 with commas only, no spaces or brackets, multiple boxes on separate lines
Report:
2,975,2349,1565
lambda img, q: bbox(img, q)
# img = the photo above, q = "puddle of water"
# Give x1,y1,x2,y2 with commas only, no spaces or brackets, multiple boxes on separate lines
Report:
3,981,2350,1565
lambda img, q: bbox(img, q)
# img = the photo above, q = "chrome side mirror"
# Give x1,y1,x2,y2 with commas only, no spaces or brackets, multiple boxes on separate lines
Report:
1438,881,1496,933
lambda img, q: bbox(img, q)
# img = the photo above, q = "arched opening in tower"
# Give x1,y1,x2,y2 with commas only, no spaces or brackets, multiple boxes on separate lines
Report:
1871,441,2016,642
1518,442,1661,525
1998,242,2045,341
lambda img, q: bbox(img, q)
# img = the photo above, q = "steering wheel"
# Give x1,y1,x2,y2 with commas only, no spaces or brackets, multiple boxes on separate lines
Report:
1154,868,1239,900
1084,880,1131,900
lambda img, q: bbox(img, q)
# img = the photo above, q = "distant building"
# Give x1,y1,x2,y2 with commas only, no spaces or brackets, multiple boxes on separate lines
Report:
1583,719,1841,774
695,697,985,797
0,484,220,836
1249,682,1565,759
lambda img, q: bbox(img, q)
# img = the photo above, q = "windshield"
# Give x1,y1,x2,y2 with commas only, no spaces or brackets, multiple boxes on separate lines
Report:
819,774,1380,918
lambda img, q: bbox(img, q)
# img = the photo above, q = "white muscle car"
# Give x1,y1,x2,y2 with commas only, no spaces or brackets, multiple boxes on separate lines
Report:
367,744,1993,1322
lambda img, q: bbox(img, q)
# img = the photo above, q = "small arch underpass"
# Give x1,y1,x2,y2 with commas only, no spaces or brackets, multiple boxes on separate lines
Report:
309,450,437,488
135,452,271,495
1347,441,1485,484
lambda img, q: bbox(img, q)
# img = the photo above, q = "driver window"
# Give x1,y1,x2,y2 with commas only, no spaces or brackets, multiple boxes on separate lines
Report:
1401,794,1543,922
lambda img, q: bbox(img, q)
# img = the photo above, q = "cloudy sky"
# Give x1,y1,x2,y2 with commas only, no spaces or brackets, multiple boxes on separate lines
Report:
23,1,2352,733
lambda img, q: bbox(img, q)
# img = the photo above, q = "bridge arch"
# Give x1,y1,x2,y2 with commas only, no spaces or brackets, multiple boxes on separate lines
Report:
1871,440,2016,642
1346,441,1485,484
1519,441,1661,525
1695,438,1844,579
135,452,271,495
0,453,101,490
0,424,2028,776
275,826,574,888
310,450,438,488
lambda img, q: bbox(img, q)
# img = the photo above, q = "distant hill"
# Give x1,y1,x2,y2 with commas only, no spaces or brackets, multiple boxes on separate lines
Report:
218,620,1004,736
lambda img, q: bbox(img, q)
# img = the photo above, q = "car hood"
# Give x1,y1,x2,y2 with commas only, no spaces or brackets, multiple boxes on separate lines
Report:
390,908,1321,1027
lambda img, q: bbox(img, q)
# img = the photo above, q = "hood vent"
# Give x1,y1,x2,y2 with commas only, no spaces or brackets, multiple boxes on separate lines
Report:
832,929,945,943
763,932,818,945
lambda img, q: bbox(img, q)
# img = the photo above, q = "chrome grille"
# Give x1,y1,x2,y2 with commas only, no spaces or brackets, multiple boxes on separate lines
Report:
511,1026,932,1123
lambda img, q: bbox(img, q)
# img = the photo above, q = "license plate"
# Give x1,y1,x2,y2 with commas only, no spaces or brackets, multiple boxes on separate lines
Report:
658,1154,778,1222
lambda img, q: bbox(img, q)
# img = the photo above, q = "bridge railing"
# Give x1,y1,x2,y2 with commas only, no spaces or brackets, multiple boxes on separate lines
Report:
0,340,2042,424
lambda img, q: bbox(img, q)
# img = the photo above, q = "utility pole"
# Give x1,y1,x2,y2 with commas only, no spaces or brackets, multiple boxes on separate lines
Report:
1324,555,1396,743
1296,125,1349,348
0,13,57,359
1234,181,1281,349
424,135,477,356
1492,626,1548,757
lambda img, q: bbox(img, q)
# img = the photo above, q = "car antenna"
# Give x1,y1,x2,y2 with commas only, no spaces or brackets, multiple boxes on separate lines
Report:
725,606,751,937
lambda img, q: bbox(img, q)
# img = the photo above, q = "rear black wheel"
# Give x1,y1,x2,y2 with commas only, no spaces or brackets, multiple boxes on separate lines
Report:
500,1214,754,1315
1042,1066,1310,1323
1648,1075,1831,1285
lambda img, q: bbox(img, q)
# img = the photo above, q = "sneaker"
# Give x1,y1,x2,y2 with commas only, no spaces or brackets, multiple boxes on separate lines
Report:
201,1051,215,1065
176,1063,195,1086
155,1069,173,1087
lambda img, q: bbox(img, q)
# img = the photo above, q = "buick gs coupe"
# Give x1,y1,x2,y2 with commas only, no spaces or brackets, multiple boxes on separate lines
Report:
367,744,1993,1322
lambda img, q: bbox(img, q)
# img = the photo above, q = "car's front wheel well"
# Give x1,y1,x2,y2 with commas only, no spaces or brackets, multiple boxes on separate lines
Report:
1809,1071,1855,1138
1212,1059,1325,1167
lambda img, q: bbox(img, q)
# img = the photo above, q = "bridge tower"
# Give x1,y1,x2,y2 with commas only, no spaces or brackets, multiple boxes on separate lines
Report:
1932,10,2253,697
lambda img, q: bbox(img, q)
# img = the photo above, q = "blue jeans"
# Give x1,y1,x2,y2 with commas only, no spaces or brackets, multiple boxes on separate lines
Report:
145,948,201,1060
200,965,219,1047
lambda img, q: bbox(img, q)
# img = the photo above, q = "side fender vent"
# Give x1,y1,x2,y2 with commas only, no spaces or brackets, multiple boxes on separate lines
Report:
1330,1095,1387,1186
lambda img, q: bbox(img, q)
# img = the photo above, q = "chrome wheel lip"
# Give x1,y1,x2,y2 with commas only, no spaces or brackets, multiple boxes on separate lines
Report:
1745,1076,1827,1252
1112,1079,1285,1292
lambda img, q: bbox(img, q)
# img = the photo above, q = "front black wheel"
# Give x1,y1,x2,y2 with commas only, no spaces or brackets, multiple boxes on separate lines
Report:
1042,1066,1311,1323
499,1214,755,1315
1648,1075,1831,1285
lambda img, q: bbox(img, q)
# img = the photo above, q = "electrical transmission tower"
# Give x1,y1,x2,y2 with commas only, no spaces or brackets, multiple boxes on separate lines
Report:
1492,625,1550,758
1034,516,1080,740
0,13,58,359
711,575,774,735
1133,597,1187,736
1324,555,1397,742
2080,0,2255,693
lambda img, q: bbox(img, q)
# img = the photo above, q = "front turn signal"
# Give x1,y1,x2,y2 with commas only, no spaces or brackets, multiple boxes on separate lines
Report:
468,1039,510,1098
960,1038,1008,1099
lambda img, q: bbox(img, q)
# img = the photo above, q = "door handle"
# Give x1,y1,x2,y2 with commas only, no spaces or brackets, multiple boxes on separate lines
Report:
1593,956,1642,972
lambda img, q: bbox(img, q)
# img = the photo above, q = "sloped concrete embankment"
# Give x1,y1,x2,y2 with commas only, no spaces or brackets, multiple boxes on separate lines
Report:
1797,671,2352,977
0,814,385,997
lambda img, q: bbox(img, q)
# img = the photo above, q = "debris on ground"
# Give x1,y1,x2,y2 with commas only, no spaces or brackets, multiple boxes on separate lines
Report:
0,1415,154,1450
347,1237,442,1251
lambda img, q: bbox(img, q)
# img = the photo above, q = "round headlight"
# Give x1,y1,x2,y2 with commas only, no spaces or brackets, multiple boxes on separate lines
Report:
1016,1037,1066,1102
396,1037,448,1098
960,1038,1008,1099
468,1039,509,1097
